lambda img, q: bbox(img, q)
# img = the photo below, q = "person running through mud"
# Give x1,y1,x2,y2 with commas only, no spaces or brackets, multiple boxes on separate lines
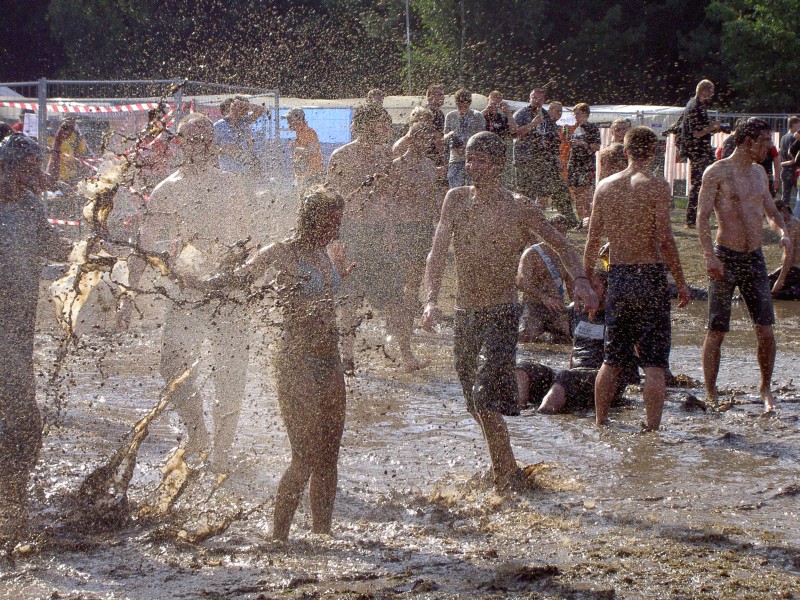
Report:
585,126,690,431
383,121,441,371
697,118,793,412
223,186,347,542
422,131,598,491
0,134,72,550
139,113,258,471
327,104,405,373
769,200,800,300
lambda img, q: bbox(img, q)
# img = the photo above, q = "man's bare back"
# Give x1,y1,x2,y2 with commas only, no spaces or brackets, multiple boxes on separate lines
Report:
328,141,392,223
588,168,671,266
388,152,438,224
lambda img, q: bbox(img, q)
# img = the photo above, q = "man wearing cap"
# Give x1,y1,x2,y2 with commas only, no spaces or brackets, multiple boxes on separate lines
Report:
422,131,597,491
284,108,324,189
213,96,268,174
0,134,72,550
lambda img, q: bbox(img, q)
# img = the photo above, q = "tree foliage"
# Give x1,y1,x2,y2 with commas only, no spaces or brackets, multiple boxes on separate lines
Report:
0,0,798,109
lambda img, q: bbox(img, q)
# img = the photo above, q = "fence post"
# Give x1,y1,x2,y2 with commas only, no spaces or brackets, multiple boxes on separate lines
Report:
274,89,280,141
172,78,184,130
37,78,47,144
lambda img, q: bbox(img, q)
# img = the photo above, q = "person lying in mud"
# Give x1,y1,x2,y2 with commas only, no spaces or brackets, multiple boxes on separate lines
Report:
517,214,575,344
516,271,640,413
585,126,690,431
422,131,598,491
0,134,72,550
138,113,258,471
697,118,793,413
769,200,800,300
327,104,406,374
214,186,347,542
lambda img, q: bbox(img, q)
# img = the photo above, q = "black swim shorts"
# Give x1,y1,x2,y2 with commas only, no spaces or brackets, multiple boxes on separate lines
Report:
454,304,522,416
515,361,555,406
708,245,775,332
605,263,671,369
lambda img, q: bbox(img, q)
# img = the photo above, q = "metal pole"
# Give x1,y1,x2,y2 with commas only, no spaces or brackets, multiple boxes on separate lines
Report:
37,78,47,144
405,0,412,94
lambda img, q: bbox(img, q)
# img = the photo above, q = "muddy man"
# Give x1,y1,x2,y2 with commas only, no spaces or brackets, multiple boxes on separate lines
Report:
697,118,793,412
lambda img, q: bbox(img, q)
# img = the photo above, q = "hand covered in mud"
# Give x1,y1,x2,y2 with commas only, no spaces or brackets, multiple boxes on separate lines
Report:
677,283,691,308
201,270,251,294
706,255,725,281
573,278,599,312
779,234,793,256
421,302,441,332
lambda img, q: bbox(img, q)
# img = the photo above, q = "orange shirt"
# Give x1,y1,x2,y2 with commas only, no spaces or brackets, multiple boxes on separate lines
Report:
294,125,324,177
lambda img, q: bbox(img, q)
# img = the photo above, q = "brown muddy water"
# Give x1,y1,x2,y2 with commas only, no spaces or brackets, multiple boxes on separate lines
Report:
1,294,799,599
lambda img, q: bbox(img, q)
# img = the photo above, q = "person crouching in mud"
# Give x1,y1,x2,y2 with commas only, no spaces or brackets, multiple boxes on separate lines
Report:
422,131,598,491
0,134,72,551
222,186,348,541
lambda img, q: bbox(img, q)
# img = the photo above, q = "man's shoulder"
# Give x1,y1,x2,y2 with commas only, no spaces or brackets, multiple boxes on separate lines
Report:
330,141,357,159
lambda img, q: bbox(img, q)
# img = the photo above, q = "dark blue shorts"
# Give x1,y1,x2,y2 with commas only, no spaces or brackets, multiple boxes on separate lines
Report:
605,263,671,369
708,245,775,332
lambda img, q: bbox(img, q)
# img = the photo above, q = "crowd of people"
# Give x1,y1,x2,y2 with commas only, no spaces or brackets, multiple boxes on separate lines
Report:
1,78,799,549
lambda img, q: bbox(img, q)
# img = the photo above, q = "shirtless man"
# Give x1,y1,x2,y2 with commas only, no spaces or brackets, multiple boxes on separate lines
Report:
585,126,690,431
697,118,793,412
770,201,800,299
422,131,598,490
139,114,258,470
327,104,404,372
385,122,440,370
597,118,631,181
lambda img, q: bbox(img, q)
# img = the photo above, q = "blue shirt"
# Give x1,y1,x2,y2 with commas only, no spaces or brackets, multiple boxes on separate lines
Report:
513,105,560,165
213,117,268,173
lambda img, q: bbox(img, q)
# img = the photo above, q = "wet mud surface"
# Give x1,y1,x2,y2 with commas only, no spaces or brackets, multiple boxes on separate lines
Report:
1,297,799,599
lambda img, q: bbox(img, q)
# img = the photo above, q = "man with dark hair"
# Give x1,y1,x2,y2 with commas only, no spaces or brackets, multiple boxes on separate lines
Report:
683,79,723,228
698,118,793,412
443,89,486,188
585,126,690,431
283,108,324,189
423,131,598,490
0,134,71,549
213,96,268,174
513,88,578,227
779,116,800,212
598,118,631,181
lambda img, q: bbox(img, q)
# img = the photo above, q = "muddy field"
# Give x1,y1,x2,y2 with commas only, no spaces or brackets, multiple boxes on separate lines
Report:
1,214,799,599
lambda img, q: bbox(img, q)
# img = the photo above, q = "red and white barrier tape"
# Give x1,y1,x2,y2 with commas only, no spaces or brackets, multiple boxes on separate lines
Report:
48,218,81,227
0,101,170,114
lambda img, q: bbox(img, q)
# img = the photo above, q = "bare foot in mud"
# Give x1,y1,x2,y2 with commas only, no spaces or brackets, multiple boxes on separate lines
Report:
706,387,721,410
496,467,537,495
761,387,779,413
401,354,430,373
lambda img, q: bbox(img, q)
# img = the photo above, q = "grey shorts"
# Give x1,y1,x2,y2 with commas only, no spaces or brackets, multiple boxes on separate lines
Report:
454,304,522,416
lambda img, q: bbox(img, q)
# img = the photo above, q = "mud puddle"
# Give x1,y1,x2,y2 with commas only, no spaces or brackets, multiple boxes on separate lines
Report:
1,298,799,599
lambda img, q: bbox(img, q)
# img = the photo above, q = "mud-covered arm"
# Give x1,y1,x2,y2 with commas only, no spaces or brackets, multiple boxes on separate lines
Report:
527,202,597,310
583,185,606,279
422,190,456,330
697,166,723,279
762,173,793,258
235,241,286,280
654,179,689,307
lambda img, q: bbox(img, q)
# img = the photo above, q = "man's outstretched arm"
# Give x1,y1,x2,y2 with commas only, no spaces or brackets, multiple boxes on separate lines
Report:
422,190,457,330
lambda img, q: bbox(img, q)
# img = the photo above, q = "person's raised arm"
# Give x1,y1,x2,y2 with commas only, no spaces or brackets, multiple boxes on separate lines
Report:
697,166,724,281
527,201,598,311
422,190,457,331
653,179,690,307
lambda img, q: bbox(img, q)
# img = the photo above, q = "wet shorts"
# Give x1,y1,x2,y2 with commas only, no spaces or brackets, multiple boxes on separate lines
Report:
708,245,775,332
454,304,522,416
393,222,435,269
605,263,671,369
339,219,404,309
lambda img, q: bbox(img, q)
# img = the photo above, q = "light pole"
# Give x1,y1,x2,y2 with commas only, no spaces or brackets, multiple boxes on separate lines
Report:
405,0,412,94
